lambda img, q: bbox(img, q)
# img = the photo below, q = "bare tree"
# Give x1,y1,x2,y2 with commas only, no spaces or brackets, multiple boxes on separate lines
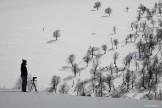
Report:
135,62,140,71
153,56,159,84
126,6,129,12
101,44,107,54
113,52,119,67
137,11,141,21
72,63,80,76
105,7,112,16
66,54,84,76
50,75,61,93
130,22,135,31
131,71,136,89
58,83,69,94
113,26,116,34
136,39,143,58
83,51,91,67
123,53,133,69
125,70,131,91
93,2,101,10
74,79,85,96
134,24,139,33
67,54,75,67
148,37,156,55
139,62,147,90
96,69,106,97
105,75,113,92
13,76,22,89
111,38,114,49
157,89,162,100
113,39,119,49
141,21,147,31
53,30,60,40
126,34,133,42
88,46,99,58
138,4,147,14
146,9,152,21
90,59,100,80
108,63,114,75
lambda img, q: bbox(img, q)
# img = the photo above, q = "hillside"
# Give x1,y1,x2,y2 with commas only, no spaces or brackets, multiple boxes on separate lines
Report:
54,0,162,100
0,0,162,100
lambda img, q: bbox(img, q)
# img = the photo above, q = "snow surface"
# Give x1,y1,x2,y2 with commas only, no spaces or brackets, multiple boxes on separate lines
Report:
0,88,161,108
0,0,161,94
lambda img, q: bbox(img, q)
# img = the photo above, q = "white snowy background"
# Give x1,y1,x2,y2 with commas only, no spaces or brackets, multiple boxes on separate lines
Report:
0,0,162,107
0,0,159,89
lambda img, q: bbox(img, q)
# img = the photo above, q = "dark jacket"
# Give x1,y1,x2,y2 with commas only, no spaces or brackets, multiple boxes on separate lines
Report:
21,63,28,77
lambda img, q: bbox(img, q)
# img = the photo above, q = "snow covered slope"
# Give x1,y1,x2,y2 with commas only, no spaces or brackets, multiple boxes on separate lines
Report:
0,0,161,99
0,88,161,108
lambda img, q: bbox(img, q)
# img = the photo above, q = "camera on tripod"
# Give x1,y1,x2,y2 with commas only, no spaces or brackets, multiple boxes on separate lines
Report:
29,77,38,92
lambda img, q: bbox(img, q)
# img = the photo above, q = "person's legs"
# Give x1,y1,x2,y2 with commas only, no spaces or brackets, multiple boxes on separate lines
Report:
24,77,27,91
22,76,27,92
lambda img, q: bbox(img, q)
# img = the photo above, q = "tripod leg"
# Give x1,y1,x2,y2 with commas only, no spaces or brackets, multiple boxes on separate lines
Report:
33,83,37,92
30,82,33,92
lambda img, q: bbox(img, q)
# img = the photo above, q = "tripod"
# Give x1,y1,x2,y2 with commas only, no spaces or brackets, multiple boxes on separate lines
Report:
29,77,37,92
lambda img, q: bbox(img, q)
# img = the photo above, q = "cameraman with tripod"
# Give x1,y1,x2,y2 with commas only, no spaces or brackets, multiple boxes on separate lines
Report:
21,59,38,92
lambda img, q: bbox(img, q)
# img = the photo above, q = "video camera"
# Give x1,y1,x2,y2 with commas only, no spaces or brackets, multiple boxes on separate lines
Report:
32,77,37,81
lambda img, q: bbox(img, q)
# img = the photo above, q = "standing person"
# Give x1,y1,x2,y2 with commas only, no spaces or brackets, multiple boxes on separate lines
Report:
21,59,28,92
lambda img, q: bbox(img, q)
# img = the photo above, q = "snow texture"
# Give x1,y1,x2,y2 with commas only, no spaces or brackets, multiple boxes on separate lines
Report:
0,0,161,99
0,88,161,108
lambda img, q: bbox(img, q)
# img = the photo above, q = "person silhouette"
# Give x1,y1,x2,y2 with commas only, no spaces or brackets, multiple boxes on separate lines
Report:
21,59,28,92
